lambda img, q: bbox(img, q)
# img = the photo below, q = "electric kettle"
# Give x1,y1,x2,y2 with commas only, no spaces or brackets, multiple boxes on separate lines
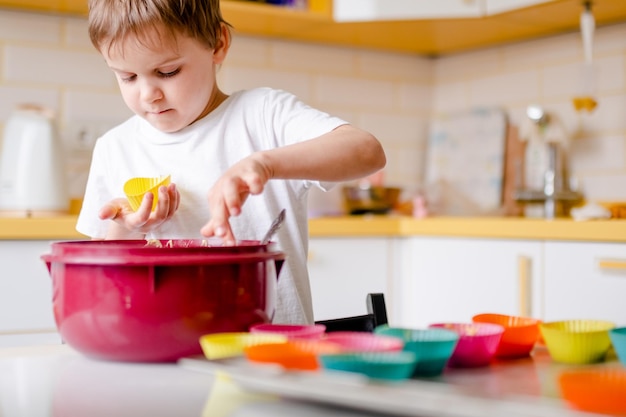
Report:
0,104,69,216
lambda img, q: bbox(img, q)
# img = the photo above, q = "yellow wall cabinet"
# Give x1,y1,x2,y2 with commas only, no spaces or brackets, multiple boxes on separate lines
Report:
1,0,626,55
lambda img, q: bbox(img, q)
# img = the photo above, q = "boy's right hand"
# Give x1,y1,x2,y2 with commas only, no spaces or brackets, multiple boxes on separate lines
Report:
200,155,270,245
99,183,180,239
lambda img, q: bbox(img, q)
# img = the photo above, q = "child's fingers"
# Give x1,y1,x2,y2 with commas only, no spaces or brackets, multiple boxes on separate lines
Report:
98,203,119,220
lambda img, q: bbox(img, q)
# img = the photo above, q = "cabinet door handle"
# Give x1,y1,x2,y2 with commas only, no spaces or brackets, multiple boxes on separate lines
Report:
598,259,626,270
518,256,532,317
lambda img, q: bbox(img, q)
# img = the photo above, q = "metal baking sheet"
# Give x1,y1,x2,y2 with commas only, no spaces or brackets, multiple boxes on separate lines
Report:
179,347,604,417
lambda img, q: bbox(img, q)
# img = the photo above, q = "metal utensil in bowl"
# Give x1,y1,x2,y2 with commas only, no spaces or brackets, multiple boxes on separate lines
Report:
261,209,286,244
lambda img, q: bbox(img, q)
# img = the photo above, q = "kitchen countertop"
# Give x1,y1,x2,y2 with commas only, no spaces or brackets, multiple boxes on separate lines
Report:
0,342,611,417
1,214,625,242
0,343,384,417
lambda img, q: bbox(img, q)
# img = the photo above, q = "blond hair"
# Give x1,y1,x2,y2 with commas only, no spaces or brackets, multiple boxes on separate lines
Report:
88,0,230,53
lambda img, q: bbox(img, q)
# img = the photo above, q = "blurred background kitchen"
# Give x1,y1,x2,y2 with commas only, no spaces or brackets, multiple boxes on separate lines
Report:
1,0,625,219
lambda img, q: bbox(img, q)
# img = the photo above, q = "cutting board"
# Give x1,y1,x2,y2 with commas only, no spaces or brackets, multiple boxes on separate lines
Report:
424,108,508,216
501,123,525,217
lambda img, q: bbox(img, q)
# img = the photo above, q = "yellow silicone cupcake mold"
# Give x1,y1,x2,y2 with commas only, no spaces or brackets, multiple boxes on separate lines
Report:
199,332,287,360
540,319,615,365
123,175,171,211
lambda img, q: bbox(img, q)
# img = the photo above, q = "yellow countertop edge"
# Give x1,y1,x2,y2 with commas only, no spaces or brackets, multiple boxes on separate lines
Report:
1,215,626,242
396,216,626,243
0,216,86,240
309,215,402,237
309,215,626,243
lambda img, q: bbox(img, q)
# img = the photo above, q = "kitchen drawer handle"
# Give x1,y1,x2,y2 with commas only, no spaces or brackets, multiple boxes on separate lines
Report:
518,256,532,317
598,259,626,270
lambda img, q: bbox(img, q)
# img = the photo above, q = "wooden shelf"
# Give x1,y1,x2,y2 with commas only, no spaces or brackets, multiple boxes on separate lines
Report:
221,0,626,55
1,0,626,55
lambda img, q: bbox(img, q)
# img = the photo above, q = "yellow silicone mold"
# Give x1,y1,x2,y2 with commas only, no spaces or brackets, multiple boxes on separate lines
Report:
199,332,287,360
123,175,171,211
540,319,615,365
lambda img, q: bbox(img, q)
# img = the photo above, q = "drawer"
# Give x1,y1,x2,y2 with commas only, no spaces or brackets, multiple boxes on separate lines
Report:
544,241,626,324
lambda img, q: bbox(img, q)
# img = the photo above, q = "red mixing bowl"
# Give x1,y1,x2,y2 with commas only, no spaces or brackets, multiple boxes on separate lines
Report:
41,239,285,363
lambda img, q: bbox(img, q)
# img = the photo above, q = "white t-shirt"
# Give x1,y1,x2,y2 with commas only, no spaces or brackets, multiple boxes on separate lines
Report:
76,87,348,324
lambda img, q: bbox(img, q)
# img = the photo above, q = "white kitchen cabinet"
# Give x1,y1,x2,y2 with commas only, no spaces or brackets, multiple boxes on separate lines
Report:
332,0,552,22
0,240,60,346
485,0,550,14
395,237,543,328
308,237,391,322
332,0,483,22
543,241,626,325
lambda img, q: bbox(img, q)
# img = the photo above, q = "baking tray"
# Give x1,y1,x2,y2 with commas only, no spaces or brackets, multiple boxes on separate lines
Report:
179,347,603,417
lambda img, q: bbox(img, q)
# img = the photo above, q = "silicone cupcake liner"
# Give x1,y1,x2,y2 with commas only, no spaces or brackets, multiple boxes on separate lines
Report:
124,175,171,211
375,325,459,377
199,332,287,360
609,327,626,367
243,338,343,371
319,351,417,381
249,323,326,340
287,339,343,355
540,319,615,365
559,367,626,416
244,341,320,371
429,322,504,368
323,331,404,353
472,313,540,358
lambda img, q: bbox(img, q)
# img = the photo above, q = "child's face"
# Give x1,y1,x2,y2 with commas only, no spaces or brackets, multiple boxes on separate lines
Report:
101,26,228,133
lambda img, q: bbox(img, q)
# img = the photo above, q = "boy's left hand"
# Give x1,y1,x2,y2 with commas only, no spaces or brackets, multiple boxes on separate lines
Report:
99,183,180,238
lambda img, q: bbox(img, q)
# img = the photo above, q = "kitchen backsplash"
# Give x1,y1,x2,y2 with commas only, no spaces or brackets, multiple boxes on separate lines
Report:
0,8,624,206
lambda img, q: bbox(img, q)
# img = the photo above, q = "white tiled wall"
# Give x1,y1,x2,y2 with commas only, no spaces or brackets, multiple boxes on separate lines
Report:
0,8,624,205
432,23,626,202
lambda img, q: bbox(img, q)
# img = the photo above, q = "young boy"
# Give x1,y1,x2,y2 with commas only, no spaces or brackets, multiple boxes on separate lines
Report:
77,0,386,325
